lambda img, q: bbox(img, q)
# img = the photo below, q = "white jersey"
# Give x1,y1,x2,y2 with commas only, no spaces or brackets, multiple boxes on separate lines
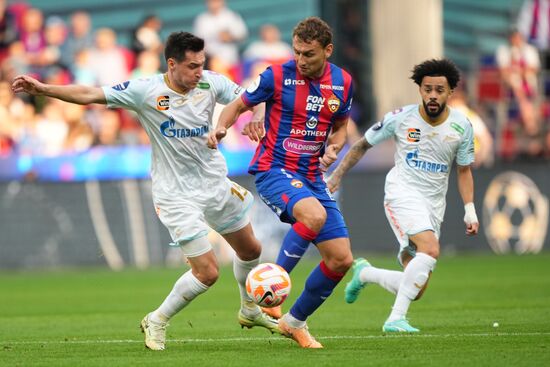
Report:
365,104,474,222
102,71,243,201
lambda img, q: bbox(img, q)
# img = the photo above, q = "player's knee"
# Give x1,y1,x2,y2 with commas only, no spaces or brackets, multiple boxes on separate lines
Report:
300,209,326,232
324,253,353,274
194,263,220,286
424,247,440,259
234,239,262,261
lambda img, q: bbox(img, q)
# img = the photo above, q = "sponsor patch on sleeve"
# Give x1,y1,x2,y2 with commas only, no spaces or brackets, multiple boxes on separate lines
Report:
112,81,130,91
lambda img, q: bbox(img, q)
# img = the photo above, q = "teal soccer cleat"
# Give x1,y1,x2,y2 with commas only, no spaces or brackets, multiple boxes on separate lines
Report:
344,258,371,303
382,318,420,333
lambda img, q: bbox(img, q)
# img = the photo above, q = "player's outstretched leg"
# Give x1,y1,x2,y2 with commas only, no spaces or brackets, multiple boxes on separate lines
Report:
140,249,211,350
277,261,346,348
225,227,282,334
344,257,371,303
383,252,436,333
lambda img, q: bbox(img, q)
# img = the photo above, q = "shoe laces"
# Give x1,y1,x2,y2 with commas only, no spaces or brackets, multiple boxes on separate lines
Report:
147,320,167,340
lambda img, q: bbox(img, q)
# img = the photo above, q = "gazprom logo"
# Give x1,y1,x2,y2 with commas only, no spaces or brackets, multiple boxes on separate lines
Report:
405,149,448,173
160,117,209,138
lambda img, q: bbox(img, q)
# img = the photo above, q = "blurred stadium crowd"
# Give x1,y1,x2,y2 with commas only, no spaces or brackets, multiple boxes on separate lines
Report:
0,0,294,160
0,0,549,166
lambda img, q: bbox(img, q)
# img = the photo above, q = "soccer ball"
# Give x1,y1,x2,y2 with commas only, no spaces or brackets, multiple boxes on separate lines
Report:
246,263,291,307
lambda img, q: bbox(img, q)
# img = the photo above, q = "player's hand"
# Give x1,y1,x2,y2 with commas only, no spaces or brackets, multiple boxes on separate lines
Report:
11,75,44,95
463,203,479,236
207,127,227,149
325,174,341,193
241,120,265,142
465,221,479,236
319,144,339,172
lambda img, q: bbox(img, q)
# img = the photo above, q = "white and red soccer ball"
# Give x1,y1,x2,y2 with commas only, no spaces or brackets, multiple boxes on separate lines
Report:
246,263,291,307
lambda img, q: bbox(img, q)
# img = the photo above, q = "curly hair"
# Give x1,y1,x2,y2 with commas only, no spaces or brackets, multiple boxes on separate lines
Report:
292,16,333,47
410,59,460,89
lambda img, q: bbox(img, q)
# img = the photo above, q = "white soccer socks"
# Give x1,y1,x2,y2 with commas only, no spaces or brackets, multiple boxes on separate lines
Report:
151,270,209,323
387,253,437,322
360,266,404,295
233,255,261,317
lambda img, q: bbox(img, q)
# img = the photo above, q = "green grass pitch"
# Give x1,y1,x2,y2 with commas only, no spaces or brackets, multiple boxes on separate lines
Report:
1,253,549,367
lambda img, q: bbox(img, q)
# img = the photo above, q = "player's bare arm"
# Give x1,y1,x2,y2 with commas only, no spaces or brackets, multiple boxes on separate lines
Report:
241,103,265,142
457,164,479,236
207,97,251,149
326,136,371,193
320,117,348,172
11,74,106,105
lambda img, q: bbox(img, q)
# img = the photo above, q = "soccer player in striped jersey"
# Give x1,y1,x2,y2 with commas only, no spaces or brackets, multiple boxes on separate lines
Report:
327,59,479,333
12,31,278,351
208,17,354,348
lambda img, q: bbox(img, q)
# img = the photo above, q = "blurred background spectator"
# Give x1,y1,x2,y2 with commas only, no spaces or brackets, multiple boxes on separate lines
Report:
449,86,494,168
130,14,162,57
496,28,544,158
193,0,248,80
496,29,541,136
0,0,18,63
0,0,548,182
243,24,292,64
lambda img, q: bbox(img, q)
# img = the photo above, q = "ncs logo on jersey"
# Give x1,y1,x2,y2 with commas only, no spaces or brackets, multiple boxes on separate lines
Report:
327,95,340,113
407,128,421,142
157,95,169,110
291,179,303,188
112,81,130,91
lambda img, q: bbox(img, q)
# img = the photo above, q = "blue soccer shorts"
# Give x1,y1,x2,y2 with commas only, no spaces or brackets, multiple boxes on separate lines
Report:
254,168,349,243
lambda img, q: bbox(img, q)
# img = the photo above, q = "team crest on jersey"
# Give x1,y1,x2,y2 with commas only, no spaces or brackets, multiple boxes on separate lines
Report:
327,95,340,113
306,116,318,129
407,128,421,142
112,81,130,91
291,179,303,188
157,95,169,110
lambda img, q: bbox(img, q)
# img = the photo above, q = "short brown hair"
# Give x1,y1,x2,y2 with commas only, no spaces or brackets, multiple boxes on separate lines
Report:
292,16,333,47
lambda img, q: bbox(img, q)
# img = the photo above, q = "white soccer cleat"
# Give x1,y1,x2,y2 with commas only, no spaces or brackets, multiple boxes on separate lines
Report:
140,313,168,350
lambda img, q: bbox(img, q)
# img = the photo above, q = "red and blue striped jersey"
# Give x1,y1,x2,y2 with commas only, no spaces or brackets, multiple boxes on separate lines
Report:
241,60,354,181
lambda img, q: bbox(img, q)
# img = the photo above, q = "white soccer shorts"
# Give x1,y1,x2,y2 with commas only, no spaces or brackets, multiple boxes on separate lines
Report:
154,178,253,256
383,192,441,266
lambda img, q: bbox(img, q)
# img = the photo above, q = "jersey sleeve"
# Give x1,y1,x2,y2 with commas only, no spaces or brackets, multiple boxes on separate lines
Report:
333,80,354,119
102,79,149,111
364,109,399,146
206,71,244,105
456,120,475,166
241,66,275,107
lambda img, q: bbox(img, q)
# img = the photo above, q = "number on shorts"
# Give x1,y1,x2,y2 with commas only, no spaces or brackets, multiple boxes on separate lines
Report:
231,182,248,201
